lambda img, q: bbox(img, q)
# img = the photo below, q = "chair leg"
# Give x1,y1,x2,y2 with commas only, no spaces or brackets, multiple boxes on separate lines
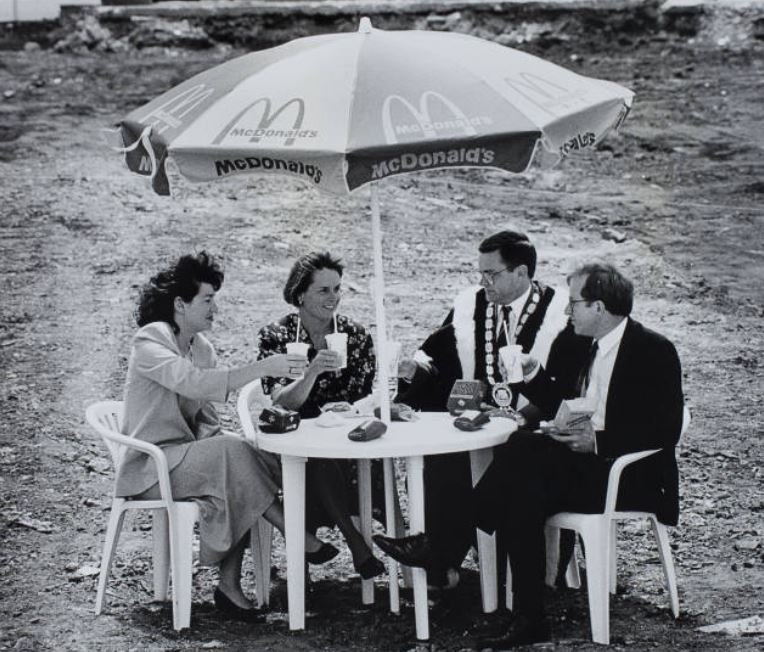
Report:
544,526,560,587
651,518,679,618
476,530,498,613
251,518,273,608
152,509,170,601
579,521,610,645
609,520,617,595
95,499,127,615
169,503,198,631
565,540,582,589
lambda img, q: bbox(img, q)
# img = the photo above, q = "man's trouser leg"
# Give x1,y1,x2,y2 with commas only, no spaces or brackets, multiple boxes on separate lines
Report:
474,431,608,618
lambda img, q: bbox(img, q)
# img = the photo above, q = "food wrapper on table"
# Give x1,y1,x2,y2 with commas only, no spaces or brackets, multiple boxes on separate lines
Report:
374,402,417,422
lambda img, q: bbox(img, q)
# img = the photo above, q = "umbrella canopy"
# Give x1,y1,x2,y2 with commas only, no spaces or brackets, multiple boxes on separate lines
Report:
117,17,633,196
113,17,634,431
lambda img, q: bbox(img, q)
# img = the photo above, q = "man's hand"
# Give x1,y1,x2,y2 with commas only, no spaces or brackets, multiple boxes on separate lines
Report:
397,359,418,382
548,419,596,454
519,353,539,379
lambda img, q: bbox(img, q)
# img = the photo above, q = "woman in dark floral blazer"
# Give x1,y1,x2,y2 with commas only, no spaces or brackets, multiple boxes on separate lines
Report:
258,251,385,580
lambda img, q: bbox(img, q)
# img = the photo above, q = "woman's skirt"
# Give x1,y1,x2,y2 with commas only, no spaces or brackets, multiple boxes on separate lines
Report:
136,435,281,566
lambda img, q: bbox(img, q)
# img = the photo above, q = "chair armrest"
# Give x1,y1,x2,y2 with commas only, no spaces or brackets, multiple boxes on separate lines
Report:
237,380,259,441
99,428,176,507
99,427,164,458
603,449,661,515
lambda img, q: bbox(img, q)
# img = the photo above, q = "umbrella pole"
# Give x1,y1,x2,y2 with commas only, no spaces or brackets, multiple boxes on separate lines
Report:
371,183,403,614
370,183,392,426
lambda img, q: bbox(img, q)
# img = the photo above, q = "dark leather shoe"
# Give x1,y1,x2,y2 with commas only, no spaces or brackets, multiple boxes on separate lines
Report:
475,614,550,649
213,587,266,623
355,555,386,580
372,532,433,568
305,542,339,565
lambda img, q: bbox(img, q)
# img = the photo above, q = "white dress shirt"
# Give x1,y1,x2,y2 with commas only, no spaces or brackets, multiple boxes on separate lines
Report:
498,284,532,344
585,317,628,431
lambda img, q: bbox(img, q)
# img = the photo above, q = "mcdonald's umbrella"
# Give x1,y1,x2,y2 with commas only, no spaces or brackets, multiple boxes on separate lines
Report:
113,17,633,421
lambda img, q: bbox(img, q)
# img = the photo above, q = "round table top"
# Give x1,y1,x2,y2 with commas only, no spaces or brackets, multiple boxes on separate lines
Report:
256,411,517,459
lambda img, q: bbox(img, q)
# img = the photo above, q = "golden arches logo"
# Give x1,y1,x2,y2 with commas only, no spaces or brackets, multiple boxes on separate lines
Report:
381,91,485,144
212,97,306,146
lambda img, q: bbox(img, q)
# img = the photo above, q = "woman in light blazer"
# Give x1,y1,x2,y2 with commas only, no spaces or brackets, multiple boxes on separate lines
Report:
117,251,338,622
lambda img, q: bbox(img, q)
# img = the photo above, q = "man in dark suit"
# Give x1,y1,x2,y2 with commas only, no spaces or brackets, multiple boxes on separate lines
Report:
393,230,571,586
375,263,684,647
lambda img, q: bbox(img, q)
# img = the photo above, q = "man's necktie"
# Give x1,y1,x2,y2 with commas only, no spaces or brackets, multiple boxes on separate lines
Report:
505,306,514,343
576,341,599,397
498,306,513,345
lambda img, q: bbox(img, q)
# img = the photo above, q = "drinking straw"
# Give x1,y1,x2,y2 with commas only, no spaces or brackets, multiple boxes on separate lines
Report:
333,313,338,333
295,315,301,343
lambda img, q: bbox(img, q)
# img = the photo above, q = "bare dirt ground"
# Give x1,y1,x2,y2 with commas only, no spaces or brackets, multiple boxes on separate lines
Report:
1,12,763,652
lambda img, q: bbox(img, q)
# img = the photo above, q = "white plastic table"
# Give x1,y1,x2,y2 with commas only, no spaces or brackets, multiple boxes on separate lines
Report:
257,411,517,640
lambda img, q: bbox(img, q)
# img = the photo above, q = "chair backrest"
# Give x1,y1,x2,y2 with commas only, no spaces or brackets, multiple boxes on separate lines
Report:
85,400,126,469
236,380,273,445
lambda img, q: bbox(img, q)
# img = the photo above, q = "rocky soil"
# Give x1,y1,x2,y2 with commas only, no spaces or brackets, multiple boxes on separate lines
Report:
0,5,763,651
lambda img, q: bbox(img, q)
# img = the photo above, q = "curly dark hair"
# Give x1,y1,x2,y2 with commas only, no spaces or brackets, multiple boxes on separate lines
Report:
478,230,537,278
283,251,344,307
136,251,224,333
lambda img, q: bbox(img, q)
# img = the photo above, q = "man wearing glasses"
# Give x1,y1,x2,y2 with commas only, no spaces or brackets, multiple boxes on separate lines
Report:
377,263,684,647
390,230,575,586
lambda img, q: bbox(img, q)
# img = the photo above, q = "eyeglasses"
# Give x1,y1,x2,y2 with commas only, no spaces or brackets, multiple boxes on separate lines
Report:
478,266,513,285
567,298,590,308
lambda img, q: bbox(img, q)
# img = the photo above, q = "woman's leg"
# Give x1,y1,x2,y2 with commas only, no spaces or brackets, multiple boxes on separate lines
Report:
217,497,329,609
218,534,252,609
308,459,379,568
262,498,325,554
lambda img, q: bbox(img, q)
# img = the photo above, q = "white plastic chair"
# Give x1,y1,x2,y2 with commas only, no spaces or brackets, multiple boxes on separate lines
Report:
235,380,277,608
505,407,690,644
86,401,199,631
236,379,411,611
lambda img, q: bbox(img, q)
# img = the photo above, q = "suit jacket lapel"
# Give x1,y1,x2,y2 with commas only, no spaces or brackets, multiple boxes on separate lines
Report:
604,317,635,434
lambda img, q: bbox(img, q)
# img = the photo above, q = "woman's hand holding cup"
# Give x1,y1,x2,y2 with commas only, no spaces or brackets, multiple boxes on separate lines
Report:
308,348,342,377
262,353,308,379
285,352,309,379
285,342,310,378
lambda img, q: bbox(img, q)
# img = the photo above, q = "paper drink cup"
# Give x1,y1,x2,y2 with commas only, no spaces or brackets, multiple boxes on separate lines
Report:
285,342,309,377
499,344,524,383
325,332,348,369
286,342,309,357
